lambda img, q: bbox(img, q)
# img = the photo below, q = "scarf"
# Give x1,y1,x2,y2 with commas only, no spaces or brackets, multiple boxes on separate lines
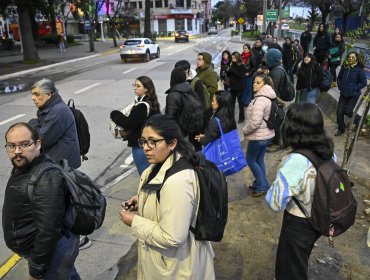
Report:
343,58,357,69
222,59,229,65
241,52,251,64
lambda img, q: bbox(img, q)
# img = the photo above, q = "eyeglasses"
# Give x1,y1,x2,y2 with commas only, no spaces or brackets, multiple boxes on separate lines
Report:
5,142,35,152
138,138,165,149
132,84,142,88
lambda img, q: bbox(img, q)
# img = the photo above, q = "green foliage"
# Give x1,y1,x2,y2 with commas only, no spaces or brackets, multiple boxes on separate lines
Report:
41,34,59,44
345,22,370,51
242,30,260,38
66,34,75,44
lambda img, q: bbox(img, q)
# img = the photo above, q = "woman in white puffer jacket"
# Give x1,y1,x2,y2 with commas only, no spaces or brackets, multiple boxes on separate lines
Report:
243,74,276,197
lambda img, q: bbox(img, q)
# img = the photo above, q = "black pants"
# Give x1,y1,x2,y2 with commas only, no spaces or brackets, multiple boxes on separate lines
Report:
336,94,361,132
329,63,339,82
275,211,321,280
230,88,244,121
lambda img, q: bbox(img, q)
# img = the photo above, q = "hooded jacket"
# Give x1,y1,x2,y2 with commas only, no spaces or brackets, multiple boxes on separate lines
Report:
296,58,323,91
196,52,218,96
266,49,285,98
29,93,81,168
131,153,215,279
243,85,276,141
300,31,312,51
2,153,66,278
313,31,331,56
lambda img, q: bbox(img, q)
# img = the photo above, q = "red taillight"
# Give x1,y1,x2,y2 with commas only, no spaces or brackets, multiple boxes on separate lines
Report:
136,44,145,48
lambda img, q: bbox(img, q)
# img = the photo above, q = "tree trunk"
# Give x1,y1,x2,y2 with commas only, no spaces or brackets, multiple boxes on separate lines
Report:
88,28,95,52
49,0,58,36
30,9,40,42
144,0,151,38
18,5,39,62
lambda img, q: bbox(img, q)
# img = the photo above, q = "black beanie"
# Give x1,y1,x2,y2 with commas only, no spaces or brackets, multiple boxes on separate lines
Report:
170,67,186,88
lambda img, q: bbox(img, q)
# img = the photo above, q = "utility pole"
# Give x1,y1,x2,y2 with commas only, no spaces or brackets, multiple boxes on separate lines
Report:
278,0,282,39
263,0,267,33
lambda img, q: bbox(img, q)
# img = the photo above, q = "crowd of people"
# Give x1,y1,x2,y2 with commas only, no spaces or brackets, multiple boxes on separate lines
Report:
2,25,367,280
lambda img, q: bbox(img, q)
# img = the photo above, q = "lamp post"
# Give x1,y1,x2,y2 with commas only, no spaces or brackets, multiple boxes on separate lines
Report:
99,17,105,42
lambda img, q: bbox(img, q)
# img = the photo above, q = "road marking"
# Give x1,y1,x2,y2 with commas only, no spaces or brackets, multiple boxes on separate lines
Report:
122,68,137,74
0,114,27,126
74,83,101,94
0,254,21,278
125,155,134,165
100,167,137,193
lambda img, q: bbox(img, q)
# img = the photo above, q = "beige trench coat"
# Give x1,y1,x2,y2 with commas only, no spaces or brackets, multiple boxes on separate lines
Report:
131,153,215,280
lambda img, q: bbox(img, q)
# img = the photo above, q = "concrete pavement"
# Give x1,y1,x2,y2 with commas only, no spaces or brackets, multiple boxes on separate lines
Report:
0,33,369,279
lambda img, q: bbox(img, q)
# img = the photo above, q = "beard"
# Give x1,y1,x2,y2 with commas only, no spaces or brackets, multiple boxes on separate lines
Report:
11,154,31,169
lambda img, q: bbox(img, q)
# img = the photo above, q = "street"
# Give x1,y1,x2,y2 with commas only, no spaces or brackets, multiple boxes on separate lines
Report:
0,30,369,279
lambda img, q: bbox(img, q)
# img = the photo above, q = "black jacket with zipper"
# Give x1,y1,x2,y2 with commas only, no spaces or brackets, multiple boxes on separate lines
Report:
296,61,323,91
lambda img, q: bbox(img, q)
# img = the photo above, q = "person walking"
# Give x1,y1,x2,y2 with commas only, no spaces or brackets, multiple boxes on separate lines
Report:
119,114,215,279
300,26,312,54
194,90,236,146
243,74,275,197
266,102,333,280
335,52,367,136
227,51,246,123
58,32,66,52
282,37,298,81
110,76,160,175
313,24,331,67
3,122,80,280
329,33,345,88
296,53,324,104
220,50,232,91
242,43,253,107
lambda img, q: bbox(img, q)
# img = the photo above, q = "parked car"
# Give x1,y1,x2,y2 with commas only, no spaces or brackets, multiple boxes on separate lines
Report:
174,30,189,42
120,38,160,63
208,27,218,35
281,23,290,30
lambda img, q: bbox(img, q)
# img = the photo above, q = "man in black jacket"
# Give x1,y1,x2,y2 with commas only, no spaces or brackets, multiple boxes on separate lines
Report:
3,122,80,280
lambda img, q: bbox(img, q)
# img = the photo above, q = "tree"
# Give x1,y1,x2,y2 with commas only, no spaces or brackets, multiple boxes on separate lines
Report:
105,0,124,47
212,1,233,26
335,0,364,34
307,5,320,29
144,0,151,38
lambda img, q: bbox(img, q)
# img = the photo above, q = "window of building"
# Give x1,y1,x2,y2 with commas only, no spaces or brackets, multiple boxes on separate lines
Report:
150,0,153,8
139,1,143,8
187,19,192,31
176,0,184,8
164,0,168,7
186,0,191,8
175,18,185,30
155,0,163,8
129,2,137,9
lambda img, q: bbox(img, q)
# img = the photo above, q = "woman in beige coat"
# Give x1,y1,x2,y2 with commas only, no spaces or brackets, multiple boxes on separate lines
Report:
119,114,215,280
243,74,276,197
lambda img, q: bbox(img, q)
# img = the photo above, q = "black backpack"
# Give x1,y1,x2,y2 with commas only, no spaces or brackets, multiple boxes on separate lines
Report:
254,97,285,130
28,159,107,236
293,150,357,244
319,69,333,92
190,77,211,110
68,99,90,161
158,154,228,242
278,66,296,102
178,90,204,135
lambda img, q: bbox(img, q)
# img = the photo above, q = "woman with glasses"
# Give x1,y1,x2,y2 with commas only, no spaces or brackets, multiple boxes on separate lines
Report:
335,52,367,136
194,90,236,146
110,76,160,175
119,114,215,279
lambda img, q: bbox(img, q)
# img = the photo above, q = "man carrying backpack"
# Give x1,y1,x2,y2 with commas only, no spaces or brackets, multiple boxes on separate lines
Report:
3,122,80,280
28,78,91,250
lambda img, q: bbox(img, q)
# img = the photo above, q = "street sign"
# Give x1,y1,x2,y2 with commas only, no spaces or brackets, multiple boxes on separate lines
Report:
238,17,245,25
84,20,92,31
265,9,278,22
283,6,290,18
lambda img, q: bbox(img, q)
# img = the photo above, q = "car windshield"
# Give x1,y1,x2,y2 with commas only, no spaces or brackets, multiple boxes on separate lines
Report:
124,40,142,46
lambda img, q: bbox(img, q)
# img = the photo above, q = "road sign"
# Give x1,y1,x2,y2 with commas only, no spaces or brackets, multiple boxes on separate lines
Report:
238,17,245,25
84,20,92,31
283,6,290,18
265,9,278,22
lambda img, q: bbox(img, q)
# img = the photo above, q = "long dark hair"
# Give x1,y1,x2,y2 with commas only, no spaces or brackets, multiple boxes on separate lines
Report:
143,114,198,165
221,50,232,62
136,76,160,113
214,90,236,130
231,51,243,65
282,103,334,159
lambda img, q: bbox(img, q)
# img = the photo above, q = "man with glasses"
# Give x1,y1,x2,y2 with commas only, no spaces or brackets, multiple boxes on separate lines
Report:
3,122,80,280
29,78,91,250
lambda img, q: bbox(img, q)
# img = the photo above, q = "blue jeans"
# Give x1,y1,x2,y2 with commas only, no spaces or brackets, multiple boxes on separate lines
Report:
304,87,319,104
42,232,80,280
246,139,271,192
242,76,253,107
132,146,150,175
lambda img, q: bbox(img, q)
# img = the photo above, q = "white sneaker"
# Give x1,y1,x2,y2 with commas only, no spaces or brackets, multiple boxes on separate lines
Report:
79,236,92,250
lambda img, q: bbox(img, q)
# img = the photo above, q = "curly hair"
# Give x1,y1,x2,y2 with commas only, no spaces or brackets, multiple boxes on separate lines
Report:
282,103,334,159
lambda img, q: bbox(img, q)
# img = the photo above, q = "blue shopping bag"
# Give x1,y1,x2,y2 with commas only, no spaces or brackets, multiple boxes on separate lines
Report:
202,118,247,176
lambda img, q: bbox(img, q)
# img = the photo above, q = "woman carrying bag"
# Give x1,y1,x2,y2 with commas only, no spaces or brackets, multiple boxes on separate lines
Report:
110,76,160,175
243,74,276,197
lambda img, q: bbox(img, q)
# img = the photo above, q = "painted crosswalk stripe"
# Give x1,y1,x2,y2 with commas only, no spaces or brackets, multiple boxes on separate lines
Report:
123,68,137,74
74,83,101,94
